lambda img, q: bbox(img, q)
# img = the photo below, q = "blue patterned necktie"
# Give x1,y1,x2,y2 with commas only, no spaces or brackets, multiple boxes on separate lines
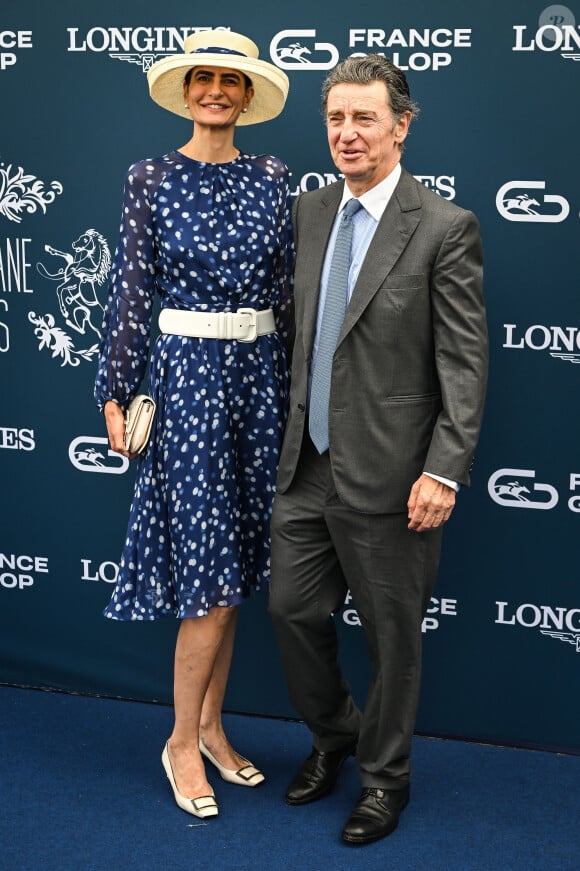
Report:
309,198,361,454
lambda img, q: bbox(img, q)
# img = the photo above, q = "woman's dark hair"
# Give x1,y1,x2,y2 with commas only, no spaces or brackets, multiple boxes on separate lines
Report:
184,67,253,90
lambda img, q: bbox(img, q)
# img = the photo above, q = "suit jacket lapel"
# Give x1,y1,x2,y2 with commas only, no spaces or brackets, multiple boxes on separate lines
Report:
301,181,344,360
340,168,422,341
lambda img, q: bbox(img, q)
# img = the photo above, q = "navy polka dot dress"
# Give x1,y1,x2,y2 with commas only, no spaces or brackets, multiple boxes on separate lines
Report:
95,151,293,620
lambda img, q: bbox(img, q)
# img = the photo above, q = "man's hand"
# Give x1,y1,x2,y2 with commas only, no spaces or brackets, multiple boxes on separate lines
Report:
407,474,456,532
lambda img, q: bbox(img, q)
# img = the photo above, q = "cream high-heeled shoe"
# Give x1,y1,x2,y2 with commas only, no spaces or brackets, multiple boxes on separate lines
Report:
161,743,219,818
199,738,265,787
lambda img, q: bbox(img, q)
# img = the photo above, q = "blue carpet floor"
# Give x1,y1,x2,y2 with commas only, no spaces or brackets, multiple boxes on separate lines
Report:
1,685,579,871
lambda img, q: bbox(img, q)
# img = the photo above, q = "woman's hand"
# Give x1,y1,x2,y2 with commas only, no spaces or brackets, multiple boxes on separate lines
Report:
103,400,136,458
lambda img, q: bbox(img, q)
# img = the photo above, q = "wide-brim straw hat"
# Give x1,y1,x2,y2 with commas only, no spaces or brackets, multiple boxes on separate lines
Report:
147,29,289,125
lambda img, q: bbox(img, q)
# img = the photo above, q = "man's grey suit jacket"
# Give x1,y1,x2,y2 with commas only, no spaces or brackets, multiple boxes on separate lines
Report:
276,166,488,514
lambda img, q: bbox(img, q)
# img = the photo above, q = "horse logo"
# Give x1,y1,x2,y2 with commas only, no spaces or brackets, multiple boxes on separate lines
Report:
73,446,106,467
488,468,559,510
30,229,111,367
69,436,128,474
501,194,540,215
492,481,531,502
270,30,339,71
496,181,570,223
274,43,312,64
37,229,109,336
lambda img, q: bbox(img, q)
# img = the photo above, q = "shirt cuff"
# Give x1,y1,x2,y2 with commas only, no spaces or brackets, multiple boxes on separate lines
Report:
424,472,460,493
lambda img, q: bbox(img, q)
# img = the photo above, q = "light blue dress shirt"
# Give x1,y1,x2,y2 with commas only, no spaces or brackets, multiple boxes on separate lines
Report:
312,163,401,363
311,162,458,492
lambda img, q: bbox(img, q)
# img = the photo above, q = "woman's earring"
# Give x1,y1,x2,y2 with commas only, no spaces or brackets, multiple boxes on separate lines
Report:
242,108,248,113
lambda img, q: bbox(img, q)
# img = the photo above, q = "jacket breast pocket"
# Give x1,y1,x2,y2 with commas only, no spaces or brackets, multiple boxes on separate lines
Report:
382,273,426,290
373,273,427,317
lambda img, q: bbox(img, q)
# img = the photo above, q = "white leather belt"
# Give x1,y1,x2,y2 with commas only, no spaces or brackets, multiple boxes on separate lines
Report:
159,307,275,343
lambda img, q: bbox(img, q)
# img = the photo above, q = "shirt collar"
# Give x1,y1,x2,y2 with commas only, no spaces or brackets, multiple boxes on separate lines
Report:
339,162,402,222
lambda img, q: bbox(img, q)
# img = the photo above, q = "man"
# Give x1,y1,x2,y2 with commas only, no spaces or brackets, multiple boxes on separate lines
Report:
269,54,488,846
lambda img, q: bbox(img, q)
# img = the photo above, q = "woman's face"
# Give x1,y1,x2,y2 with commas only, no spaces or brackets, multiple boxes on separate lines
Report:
183,66,253,129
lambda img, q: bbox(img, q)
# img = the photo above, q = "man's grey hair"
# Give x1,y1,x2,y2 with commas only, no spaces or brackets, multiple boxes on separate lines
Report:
321,54,420,134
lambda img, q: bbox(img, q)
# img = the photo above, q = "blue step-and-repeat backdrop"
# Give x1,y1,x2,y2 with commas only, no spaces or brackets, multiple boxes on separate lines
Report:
1,0,579,752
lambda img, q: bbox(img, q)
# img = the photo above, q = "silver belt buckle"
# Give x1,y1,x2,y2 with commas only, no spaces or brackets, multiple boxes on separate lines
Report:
236,308,258,342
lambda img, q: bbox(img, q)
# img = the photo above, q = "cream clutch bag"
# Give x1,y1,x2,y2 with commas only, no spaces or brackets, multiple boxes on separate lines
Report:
124,395,156,455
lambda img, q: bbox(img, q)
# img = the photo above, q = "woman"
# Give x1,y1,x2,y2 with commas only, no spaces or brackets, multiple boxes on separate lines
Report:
95,30,292,819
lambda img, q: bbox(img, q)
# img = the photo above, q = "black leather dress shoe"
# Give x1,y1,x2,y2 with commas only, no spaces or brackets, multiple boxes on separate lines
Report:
341,785,410,845
285,742,357,805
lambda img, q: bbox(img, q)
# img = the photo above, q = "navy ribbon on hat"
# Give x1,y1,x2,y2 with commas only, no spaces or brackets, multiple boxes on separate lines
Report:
190,47,247,57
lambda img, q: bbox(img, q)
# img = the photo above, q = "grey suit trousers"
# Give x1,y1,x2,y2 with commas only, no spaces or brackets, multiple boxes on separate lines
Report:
269,432,443,789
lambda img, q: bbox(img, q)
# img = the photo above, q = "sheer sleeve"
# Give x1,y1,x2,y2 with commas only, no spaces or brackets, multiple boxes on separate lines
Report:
271,162,295,354
94,161,158,411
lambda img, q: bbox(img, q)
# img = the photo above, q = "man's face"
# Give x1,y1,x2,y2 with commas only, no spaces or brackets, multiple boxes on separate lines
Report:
326,81,411,195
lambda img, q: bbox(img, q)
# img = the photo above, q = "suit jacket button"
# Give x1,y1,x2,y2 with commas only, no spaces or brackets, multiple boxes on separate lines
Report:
297,403,305,412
